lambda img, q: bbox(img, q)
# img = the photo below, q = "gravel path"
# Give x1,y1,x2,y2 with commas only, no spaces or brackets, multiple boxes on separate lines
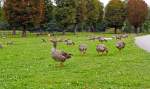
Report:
135,35,150,52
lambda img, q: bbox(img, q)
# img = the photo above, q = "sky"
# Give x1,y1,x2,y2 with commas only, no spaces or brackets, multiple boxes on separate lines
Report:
51,0,150,7
100,0,150,6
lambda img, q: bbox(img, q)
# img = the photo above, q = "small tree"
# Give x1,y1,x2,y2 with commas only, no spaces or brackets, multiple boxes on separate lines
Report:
105,0,126,34
127,0,148,33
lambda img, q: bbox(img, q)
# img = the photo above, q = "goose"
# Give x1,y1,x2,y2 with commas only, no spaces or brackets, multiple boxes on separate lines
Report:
79,44,87,55
51,40,72,67
96,44,108,55
121,34,128,38
64,39,75,45
115,35,122,40
97,37,107,42
116,41,125,51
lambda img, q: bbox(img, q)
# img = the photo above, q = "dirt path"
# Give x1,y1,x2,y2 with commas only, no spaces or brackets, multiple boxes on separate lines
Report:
135,35,150,52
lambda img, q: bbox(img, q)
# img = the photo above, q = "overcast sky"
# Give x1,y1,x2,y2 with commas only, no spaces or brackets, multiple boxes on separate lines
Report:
51,0,150,7
100,0,150,6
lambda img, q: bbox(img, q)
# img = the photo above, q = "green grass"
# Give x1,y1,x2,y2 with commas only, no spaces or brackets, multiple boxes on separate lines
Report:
0,33,150,89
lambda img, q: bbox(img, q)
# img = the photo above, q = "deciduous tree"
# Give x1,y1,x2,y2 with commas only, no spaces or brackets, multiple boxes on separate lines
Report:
127,0,148,33
105,0,126,34
55,0,76,35
4,0,46,37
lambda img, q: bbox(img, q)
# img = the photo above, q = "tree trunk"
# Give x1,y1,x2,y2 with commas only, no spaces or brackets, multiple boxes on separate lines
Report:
22,26,26,37
74,24,78,35
91,25,96,32
139,26,142,33
81,22,84,32
114,28,117,34
134,26,138,34
62,30,66,35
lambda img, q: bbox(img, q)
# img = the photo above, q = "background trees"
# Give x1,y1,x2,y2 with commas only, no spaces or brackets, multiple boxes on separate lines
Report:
127,0,148,33
55,0,76,35
1,0,149,36
105,0,126,34
4,0,46,36
142,7,150,33
86,0,104,32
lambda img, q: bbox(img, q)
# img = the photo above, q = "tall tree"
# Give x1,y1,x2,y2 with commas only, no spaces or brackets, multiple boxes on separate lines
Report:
0,2,4,22
127,0,148,33
55,0,76,35
105,0,126,34
75,0,88,32
44,0,53,22
142,7,150,32
86,0,103,32
4,0,45,37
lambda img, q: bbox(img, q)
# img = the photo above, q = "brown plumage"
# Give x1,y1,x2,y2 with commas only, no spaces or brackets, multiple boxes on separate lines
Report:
97,37,107,42
121,34,128,38
51,40,72,67
79,44,87,55
96,44,108,55
115,35,122,40
116,41,125,51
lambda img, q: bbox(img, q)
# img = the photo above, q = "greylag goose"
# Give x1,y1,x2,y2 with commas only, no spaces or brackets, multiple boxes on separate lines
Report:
51,40,72,67
79,44,87,55
96,44,108,55
116,41,125,51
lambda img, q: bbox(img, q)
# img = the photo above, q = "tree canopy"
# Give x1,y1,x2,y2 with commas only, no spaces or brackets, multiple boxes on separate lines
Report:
105,0,126,33
127,0,148,33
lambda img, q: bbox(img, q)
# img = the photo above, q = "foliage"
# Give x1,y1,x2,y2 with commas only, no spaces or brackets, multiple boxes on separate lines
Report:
3,0,45,36
86,0,104,32
105,0,126,34
55,0,76,34
127,0,148,33
142,7,150,33
44,0,53,22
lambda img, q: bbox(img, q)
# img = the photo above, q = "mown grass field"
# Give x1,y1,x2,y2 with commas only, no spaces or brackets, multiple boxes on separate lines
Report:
0,33,150,89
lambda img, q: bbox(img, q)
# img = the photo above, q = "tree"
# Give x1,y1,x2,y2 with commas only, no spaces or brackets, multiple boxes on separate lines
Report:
44,0,53,22
4,0,45,37
127,0,148,33
86,0,104,32
105,0,126,34
55,0,76,35
142,7,150,33
0,4,4,22
75,0,88,32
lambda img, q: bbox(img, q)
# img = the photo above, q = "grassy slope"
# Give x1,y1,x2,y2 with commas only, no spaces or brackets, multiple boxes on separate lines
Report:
0,33,150,89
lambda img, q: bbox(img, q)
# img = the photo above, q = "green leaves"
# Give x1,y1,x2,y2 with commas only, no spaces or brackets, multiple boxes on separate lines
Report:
105,0,126,33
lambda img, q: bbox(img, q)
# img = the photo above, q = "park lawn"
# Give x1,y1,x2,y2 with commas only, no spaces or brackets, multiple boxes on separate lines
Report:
0,33,150,89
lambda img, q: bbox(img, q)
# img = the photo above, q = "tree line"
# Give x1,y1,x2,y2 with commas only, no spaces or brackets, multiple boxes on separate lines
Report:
0,0,149,36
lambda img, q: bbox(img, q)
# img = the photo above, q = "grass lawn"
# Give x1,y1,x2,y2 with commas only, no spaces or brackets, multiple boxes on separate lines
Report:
0,33,150,89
